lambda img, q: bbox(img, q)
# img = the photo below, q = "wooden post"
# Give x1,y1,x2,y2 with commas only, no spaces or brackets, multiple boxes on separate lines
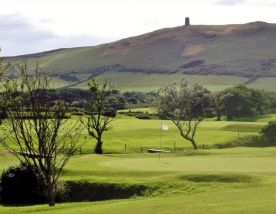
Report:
125,144,127,151
174,140,176,152
141,147,143,153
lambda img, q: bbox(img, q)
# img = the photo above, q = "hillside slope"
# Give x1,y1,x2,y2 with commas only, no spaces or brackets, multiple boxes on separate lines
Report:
6,21,276,91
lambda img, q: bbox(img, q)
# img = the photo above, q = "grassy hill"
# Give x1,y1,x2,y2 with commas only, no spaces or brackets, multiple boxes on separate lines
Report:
6,21,276,91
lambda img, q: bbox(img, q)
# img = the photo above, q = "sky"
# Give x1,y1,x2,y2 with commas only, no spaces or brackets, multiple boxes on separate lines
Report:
0,0,276,56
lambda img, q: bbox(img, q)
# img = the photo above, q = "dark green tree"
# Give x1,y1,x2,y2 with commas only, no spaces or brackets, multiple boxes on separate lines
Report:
261,121,276,144
220,85,268,120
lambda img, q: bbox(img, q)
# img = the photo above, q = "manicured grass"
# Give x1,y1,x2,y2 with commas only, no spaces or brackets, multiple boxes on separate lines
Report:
2,148,276,213
0,116,263,153
2,185,276,214
0,115,275,213
77,117,263,153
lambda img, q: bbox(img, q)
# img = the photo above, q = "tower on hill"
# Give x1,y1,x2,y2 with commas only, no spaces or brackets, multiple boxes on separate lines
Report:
185,17,190,26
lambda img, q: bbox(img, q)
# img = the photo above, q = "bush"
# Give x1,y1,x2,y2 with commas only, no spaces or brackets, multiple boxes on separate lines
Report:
71,111,84,116
135,114,151,120
62,181,150,202
214,135,272,148
0,164,47,204
261,121,276,144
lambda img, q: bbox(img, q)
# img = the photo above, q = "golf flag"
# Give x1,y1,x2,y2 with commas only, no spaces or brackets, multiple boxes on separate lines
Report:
161,124,169,131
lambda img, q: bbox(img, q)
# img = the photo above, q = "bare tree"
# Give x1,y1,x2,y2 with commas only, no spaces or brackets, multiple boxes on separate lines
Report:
1,60,83,206
155,79,214,149
0,49,11,125
82,79,116,154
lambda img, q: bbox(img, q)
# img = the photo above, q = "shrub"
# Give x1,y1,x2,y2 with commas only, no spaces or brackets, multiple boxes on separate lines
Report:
214,135,272,148
261,121,276,144
135,114,151,120
71,111,84,116
0,164,47,204
63,181,150,202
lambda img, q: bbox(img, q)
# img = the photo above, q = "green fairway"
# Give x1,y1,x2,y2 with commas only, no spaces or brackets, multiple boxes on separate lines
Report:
77,117,263,153
0,115,276,213
2,147,276,213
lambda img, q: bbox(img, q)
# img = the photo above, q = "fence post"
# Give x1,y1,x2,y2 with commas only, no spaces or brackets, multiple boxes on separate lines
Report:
141,147,143,153
125,144,127,152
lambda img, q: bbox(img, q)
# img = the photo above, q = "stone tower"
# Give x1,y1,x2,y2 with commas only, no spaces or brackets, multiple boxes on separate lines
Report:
185,17,190,26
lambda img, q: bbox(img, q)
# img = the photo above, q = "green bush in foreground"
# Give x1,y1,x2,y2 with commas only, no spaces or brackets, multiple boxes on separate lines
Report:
0,164,46,205
63,181,150,202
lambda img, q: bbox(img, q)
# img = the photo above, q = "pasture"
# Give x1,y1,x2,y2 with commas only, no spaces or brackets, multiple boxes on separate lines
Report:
1,114,276,213
73,71,276,92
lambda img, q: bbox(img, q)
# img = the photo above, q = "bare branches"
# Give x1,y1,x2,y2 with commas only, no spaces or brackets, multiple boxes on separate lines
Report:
82,79,116,154
1,60,83,206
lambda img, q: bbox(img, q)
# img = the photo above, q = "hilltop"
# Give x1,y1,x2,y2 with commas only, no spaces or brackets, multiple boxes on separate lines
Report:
6,21,276,91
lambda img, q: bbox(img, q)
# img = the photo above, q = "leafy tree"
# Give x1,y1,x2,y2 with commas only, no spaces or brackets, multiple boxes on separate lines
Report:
82,79,116,154
220,85,268,120
213,92,224,121
1,60,82,206
155,80,214,149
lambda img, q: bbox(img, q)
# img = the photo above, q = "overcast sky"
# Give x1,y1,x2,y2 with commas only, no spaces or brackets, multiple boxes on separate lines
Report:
0,0,276,56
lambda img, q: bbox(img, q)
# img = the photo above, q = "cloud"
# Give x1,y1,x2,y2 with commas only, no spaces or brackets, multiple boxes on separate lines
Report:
0,15,112,56
215,0,246,6
0,15,57,43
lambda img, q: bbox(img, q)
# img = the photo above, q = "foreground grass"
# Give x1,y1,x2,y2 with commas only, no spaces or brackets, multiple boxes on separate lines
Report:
1,115,276,213
1,148,276,213
1,185,276,214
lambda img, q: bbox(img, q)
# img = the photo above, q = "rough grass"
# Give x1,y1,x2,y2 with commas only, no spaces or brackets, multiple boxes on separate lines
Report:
221,123,264,132
75,72,248,92
180,174,255,183
248,77,276,92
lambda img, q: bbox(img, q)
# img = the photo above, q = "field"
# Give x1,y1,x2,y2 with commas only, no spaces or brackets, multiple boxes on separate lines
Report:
1,113,276,213
72,72,276,92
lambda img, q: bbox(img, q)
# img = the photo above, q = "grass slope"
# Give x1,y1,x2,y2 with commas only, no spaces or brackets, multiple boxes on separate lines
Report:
6,22,276,92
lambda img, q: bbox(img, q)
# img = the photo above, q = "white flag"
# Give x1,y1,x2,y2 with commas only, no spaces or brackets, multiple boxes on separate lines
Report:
161,124,169,131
